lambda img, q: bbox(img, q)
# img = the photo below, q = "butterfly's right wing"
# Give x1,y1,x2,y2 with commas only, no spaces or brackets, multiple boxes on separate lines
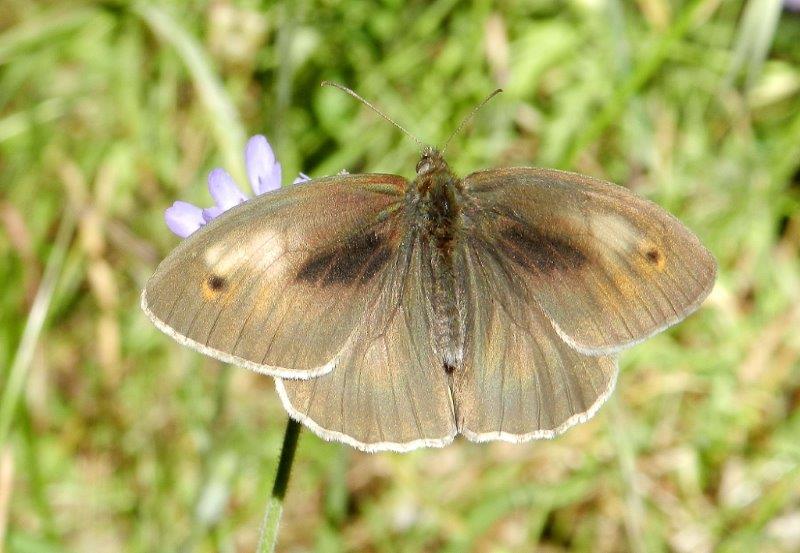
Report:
453,237,618,442
142,174,410,378
460,168,716,355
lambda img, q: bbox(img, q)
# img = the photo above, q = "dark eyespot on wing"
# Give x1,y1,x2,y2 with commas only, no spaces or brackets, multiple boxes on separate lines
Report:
207,275,226,290
499,224,588,274
201,274,228,300
296,231,393,286
642,245,666,271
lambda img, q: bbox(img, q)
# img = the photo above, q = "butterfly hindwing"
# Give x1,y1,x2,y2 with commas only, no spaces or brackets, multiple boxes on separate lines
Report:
277,230,457,452
454,234,618,441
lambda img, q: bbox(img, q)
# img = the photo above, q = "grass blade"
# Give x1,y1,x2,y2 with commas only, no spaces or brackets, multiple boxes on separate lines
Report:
0,211,75,450
132,3,247,184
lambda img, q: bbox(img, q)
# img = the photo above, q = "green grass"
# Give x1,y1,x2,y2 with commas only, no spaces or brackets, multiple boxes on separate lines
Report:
2,1,800,551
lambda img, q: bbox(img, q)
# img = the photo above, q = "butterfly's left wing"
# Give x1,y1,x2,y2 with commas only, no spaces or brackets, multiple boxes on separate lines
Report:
276,230,457,453
142,175,412,379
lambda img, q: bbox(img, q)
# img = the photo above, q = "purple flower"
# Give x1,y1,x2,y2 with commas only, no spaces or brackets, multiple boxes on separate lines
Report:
246,135,282,195
165,134,297,238
164,201,206,238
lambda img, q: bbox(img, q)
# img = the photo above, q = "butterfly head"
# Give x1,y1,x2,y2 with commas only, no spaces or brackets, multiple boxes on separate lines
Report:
416,146,450,177
414,146,460,209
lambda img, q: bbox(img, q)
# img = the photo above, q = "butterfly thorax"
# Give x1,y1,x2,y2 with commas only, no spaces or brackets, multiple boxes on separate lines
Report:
415,149,460,252
412,147,464,374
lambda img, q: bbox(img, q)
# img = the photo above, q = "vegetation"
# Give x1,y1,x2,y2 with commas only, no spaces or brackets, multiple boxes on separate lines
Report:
1,1,799,551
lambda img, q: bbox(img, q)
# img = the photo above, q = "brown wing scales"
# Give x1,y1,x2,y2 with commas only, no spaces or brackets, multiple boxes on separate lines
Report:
277,232,457,452
295,230,394,286
142,174,407,378
462,167,717,354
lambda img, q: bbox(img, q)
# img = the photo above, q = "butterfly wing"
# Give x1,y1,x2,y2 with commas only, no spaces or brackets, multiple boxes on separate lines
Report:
454,239,618,441
276,231,457,452
142,174,408,378
461,168,717,355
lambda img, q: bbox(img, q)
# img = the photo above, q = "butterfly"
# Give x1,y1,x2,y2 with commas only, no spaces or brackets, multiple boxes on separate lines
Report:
142,89,717,453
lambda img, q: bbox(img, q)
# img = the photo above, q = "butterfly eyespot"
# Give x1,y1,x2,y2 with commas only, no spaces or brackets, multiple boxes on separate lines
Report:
201,274,227,300
642,247,666,271
208,275,226,290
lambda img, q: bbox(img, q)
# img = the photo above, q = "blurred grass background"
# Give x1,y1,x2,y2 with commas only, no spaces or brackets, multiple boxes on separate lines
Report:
1,0,799,551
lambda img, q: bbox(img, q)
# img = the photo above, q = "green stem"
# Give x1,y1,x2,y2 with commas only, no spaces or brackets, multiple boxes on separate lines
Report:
257,417,301,553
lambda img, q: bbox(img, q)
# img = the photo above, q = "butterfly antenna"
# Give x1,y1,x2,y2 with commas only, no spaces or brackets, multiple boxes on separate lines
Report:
441,89,503,155
321,81,424,149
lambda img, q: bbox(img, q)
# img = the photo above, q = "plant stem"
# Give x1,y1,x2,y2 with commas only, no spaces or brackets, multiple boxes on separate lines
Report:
257,417,301,553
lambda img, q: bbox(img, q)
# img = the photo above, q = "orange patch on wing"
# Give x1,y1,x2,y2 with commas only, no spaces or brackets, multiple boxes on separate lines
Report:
607,267,637,300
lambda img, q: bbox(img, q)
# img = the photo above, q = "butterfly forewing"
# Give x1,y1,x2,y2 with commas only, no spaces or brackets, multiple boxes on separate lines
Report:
142,174,407,378
461,168,717,355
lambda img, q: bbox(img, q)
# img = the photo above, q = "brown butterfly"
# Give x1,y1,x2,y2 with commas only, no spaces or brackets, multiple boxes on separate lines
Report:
142,87,716,452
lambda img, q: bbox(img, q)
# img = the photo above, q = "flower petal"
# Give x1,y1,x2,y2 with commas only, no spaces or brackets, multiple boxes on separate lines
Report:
165,201,205,238
293,172,311,184
202,205,223,222
207,168,246,210
246,135,282,195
